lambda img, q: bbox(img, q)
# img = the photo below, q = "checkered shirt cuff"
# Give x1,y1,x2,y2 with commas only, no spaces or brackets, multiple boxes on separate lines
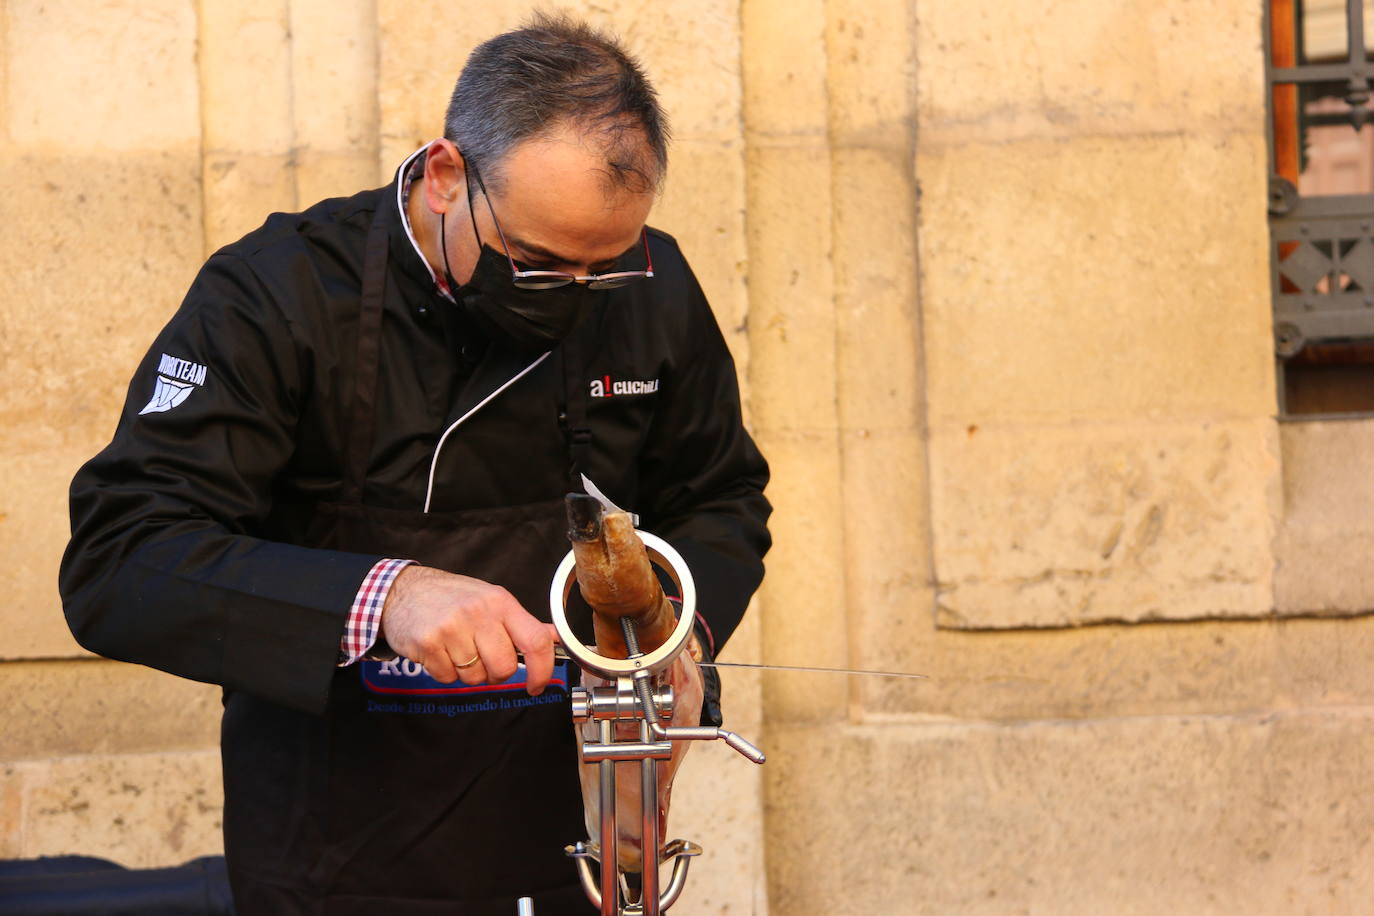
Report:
337,558,414,666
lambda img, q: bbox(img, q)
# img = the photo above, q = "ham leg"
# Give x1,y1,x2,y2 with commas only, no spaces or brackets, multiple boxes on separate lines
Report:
576,643,704,873
565,495,704,874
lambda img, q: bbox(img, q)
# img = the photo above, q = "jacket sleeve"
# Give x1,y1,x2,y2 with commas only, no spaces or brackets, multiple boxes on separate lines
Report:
637,260,771,651
59,253,382,715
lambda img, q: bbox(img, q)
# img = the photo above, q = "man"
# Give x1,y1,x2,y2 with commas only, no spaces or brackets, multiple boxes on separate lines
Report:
59,14,770,914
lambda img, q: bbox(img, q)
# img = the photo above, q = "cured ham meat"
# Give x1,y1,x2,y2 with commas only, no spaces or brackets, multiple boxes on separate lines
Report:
576,642,704,873
566,496,704,874
569,507,679,657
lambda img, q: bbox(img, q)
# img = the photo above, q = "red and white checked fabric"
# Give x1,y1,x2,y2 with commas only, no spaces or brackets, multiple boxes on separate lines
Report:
338,557,414,666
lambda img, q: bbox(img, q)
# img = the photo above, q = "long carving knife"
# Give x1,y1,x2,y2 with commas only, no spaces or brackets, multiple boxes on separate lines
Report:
536,647,927,680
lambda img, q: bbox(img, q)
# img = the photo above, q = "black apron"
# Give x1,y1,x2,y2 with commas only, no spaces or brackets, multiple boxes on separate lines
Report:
222,210,593,914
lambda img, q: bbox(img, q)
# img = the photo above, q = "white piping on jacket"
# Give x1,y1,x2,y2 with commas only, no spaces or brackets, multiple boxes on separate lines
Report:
423,351,552,513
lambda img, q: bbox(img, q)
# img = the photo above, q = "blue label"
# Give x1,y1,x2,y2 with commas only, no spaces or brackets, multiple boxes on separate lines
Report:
360,658,569,717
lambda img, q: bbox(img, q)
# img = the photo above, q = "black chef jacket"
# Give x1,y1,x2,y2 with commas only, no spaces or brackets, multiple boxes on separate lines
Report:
58,162,771,914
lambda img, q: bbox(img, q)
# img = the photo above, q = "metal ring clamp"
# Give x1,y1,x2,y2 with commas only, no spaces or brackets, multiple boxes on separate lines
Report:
548,531,697,681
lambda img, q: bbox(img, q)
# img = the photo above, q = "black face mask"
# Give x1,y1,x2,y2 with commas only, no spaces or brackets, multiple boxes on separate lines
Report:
441,213,600,356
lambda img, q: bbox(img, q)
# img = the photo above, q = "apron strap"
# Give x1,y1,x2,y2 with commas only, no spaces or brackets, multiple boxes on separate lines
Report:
559,328,593,488
342,209,391,503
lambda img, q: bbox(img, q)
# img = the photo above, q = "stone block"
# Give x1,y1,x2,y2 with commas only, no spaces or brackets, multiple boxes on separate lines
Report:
928,418,1280,628
293,151,384,213
824,0,917,142
0,152,202,659
376,4,512,172
202,153,296,254
0,765,21,858
1273,615,1374,708
745,146,838,434
0,152,205,436
0,448,87,659
917,0,1264,148
1275,419,1374,614
15,750,223,867
651,140,750,371
6,0,199,151
832,148,922,431
765,710,1374,914
859,609,1374,725
606,0,742,145
752,429,849,724
669,737,768,914
0,660,221,762
859,612,1283,722
669,609,768,913
197,0,293,155
837,427,930,677
289,0,380,157
742,0,829,141
918,133,1274,425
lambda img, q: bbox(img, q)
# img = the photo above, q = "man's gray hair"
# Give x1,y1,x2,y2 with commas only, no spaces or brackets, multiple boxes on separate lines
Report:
446,12,670,193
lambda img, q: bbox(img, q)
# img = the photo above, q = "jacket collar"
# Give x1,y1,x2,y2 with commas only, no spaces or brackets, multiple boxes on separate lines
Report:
383,145,454,309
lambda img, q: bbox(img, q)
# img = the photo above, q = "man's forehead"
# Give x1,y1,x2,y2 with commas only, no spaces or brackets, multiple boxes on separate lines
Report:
495,130,650,210
485,128,655,259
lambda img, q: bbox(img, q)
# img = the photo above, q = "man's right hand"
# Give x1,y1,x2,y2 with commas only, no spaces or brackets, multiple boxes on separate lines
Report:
378,566,556,695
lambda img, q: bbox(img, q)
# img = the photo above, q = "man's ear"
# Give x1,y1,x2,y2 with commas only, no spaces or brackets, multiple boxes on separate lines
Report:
423,139,465,213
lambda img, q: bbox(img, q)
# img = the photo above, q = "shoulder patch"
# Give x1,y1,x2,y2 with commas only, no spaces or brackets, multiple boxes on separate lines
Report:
139,353,207,415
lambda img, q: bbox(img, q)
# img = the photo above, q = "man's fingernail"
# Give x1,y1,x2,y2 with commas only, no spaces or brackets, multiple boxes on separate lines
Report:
529,687,544,697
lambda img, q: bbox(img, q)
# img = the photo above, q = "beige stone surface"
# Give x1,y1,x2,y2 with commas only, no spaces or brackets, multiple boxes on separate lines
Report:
0,150,204,659
751,430,849,723
12,750,223,867
929,418,1280,628
831,148,923,431
742,0,846,732
202,152,296,254
766,709,1374,915
5,0,199,151
610,0,744,146
917,0,1264,148
744,148,839,434
290,0,382,199
197,1,295,251
2,448,89,660
669,610,768,914
862,612,1282,722
290,0,380,150
652,140,751,374
836,428,930,686
197,0,293,155
741,0,829,140
292,150,382,213
825,0,917,141
860,608,1374,724
1275,419,1374,614
0,660,221,762
919,133,1274,425
0,765,21,858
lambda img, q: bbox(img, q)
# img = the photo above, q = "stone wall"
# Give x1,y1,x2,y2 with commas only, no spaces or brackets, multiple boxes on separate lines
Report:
5,0,1374,913
753,0,1374,913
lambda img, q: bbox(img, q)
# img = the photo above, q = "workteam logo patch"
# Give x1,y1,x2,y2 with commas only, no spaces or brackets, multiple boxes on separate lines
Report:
589,375,659,398
138,354,207,415
360,657,570,717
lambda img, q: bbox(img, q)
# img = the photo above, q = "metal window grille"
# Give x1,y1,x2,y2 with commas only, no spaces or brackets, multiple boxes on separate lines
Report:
1267,1,1374,393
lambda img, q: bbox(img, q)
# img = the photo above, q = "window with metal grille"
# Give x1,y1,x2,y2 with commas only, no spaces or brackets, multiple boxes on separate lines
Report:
1268,0,1374,415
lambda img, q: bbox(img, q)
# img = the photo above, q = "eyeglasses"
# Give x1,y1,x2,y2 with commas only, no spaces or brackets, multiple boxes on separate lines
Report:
468,162,655,291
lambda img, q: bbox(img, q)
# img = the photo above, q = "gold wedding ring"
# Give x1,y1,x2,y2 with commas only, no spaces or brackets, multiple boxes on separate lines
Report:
454,653,481,669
